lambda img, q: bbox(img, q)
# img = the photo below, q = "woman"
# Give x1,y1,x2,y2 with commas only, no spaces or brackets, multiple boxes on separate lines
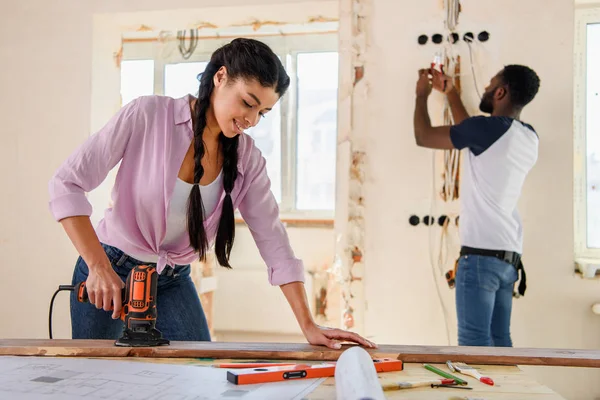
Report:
48,38,375,350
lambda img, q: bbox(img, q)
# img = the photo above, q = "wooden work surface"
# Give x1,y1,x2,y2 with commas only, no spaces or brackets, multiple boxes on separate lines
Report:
0,340,584,399
46,356,564,399
2,339,600,367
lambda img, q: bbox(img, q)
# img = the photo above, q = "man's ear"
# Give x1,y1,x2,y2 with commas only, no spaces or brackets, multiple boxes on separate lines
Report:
495,86,508,102
213,66,228,87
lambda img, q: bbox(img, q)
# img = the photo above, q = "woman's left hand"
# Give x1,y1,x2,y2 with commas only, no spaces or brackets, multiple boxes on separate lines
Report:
303,323,377,350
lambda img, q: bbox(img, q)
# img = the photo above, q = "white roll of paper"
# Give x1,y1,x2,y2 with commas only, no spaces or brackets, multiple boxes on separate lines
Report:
334,346,386,400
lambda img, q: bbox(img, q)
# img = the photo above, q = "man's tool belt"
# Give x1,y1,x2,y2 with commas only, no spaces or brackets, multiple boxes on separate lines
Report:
460,246,527,297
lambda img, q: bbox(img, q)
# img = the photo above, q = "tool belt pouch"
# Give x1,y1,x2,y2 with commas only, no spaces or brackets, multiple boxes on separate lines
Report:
514,259,527,298
445,258,459,289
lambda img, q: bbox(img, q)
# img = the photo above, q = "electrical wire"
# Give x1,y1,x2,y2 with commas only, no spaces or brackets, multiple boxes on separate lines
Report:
426,0,487,347
435,50,461,203
177,29,199,60
466,40,482,99
445,0,460,31
48,285,75,339
427,4,463,344
428,153,453,346
440,75,461,203
158,30,176,60
438,216,457,269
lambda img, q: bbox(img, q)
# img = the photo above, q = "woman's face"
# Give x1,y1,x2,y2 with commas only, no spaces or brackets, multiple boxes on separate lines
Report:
211,67,280,138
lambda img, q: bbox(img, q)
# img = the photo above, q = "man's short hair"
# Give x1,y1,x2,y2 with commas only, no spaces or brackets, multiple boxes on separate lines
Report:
500,65,541,109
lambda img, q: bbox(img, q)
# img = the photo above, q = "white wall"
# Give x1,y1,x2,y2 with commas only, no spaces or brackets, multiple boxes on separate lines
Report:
214,226,332,334
361,0,600,398
0,0,333,341
0,1,96,340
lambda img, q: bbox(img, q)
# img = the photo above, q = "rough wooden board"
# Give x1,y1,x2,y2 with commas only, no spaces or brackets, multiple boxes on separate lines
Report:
1,340,599,368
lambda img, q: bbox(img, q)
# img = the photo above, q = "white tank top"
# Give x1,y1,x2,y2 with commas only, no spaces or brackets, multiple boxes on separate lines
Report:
129,170,223,263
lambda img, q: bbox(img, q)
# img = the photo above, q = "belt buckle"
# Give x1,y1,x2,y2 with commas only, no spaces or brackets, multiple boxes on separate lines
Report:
161,266,174,277
503,252,519,267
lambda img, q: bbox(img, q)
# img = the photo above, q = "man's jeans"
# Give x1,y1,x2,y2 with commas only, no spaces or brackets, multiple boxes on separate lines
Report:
455,254,518,347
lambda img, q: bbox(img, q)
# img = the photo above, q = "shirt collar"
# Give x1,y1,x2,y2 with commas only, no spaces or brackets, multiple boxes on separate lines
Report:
174,94,194,125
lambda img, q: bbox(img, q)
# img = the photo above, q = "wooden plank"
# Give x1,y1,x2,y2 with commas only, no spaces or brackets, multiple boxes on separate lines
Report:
1,339,599,368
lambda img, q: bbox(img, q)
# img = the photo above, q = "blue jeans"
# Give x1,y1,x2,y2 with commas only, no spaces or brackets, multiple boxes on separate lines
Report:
455,254,518,347
70,243,211,341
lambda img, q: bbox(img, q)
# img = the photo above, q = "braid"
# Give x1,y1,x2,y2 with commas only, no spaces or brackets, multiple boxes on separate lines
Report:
186,38,290,268
186,64,219,261
215,134,239,268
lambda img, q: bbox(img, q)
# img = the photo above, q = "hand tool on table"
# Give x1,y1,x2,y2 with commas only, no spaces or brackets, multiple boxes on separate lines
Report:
448,361,495,386
382,378,456,390
431,384,473,390
227,357,403,385
423,363,469,385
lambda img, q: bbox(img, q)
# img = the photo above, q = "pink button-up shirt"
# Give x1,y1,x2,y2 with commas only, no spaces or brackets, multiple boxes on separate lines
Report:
48,95,304,285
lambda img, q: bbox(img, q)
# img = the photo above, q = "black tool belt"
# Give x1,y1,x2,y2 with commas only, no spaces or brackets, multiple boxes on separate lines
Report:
460,246,527,297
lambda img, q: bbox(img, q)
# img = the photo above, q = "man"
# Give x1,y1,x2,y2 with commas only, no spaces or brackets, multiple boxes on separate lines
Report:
413,65,541,347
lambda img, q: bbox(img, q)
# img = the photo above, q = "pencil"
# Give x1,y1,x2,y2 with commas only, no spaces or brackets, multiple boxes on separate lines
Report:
423,364,469,385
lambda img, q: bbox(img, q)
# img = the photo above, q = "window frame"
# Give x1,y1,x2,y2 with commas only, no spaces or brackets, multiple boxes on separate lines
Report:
121,32,338,220
574,6,600,260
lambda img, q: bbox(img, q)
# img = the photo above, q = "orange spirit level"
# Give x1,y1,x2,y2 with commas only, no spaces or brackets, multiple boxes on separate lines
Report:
227,357,403,385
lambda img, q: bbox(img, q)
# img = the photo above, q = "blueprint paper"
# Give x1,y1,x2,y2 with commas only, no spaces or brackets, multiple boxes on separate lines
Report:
334,347,385,400
0,356,324,400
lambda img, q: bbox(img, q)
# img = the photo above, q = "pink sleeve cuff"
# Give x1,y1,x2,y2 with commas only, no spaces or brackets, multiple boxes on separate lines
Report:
268,258,306,286
49,193,93,221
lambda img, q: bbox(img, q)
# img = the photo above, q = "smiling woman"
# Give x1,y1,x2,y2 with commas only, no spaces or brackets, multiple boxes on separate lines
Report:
48,37,375,351
120,32,338,216
183,38,290,269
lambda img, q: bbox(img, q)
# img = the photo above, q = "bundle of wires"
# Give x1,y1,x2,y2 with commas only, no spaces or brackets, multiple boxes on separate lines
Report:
445,0,460,31
426,0,463,346
177,29,199,60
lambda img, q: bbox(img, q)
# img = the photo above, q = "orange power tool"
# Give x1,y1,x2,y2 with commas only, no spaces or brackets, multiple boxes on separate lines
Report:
75,265,169,347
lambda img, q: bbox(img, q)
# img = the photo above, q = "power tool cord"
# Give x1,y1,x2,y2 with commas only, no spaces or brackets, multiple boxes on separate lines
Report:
49,285,75,339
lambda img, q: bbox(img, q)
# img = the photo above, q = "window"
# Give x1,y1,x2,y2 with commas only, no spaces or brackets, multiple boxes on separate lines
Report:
120,60,154,106
575,8,600,260
120,33,338,219
296,52,338,211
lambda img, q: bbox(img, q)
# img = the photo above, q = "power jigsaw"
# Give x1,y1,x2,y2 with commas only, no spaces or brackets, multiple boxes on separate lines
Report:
73,265,169,347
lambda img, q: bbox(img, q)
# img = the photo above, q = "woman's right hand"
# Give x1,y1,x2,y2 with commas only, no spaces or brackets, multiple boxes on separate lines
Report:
59,216,126,319
86,263,125,319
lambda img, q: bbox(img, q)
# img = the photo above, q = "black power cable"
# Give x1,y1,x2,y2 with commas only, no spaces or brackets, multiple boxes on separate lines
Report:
177,29,198,60
48,285,75,339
